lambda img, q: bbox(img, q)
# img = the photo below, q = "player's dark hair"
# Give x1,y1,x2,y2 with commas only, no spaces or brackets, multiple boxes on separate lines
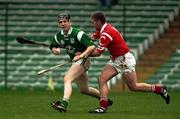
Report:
91,12,106,24
58,12,71,21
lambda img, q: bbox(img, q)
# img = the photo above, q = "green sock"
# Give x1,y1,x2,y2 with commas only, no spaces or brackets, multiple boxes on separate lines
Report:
61,100,69,108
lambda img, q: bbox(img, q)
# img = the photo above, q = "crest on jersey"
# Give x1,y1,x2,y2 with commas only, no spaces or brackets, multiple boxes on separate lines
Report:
60,40,65,45
70,38,75,44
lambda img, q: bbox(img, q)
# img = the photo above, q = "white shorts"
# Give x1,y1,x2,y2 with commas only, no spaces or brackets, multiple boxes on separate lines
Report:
107,52,136,74
73,58,90,70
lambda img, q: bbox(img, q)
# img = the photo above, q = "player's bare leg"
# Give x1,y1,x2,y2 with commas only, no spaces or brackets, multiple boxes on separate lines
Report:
75,66,114,106
123,71,153,91
63,63,85,98
75,73,100,98
89,64,117,113
51,63,85,112
123,71,170,104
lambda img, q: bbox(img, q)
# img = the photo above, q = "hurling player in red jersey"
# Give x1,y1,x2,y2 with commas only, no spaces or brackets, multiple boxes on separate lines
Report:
87,12,170,113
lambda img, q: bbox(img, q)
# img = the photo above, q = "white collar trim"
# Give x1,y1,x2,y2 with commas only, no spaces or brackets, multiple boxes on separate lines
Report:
61,27,73,36
100,23,107,33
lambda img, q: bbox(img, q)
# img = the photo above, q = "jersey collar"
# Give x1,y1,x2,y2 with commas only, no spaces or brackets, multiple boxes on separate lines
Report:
61,27,73,36
100,23,107,33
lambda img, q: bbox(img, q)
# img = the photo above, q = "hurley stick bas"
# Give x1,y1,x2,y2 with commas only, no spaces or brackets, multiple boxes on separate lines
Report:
16,36,49,47
37,61,71,75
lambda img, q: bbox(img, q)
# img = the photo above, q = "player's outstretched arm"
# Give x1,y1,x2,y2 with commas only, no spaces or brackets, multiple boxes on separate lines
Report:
73,45,95,62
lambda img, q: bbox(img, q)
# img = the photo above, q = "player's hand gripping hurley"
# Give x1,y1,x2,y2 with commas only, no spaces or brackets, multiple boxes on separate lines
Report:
37,61,71,75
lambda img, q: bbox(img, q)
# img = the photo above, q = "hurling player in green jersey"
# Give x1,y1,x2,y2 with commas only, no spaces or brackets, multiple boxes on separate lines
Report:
50,12,113,112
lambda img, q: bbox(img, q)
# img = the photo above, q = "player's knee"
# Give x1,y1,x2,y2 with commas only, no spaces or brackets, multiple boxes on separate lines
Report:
98,77,106,85
128,85,138,91
64,75,73,83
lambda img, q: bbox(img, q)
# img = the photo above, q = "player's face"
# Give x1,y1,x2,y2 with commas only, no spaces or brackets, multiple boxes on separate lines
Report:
58,18,71,32
90,18,101,31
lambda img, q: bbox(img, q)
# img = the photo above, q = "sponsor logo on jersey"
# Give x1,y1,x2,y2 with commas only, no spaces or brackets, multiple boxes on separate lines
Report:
66,45,75,54
64,38,68,40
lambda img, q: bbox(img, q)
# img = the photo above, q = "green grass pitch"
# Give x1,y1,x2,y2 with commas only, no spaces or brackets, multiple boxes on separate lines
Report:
0,90,179,119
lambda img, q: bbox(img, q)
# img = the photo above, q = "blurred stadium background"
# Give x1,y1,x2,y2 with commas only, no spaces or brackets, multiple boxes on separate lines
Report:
0,0,180,91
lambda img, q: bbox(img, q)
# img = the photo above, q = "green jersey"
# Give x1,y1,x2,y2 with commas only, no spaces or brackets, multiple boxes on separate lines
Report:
50,27,94,60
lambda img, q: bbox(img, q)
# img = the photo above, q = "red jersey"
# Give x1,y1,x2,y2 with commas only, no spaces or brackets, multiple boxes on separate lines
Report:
95,23,129,58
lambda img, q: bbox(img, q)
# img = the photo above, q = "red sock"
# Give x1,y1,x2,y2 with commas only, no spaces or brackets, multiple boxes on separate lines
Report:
153,86,162,94
100,98,108,109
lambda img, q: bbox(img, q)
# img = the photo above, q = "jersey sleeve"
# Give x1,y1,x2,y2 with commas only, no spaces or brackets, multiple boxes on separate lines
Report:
77,31,94,46
96,33,112,53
